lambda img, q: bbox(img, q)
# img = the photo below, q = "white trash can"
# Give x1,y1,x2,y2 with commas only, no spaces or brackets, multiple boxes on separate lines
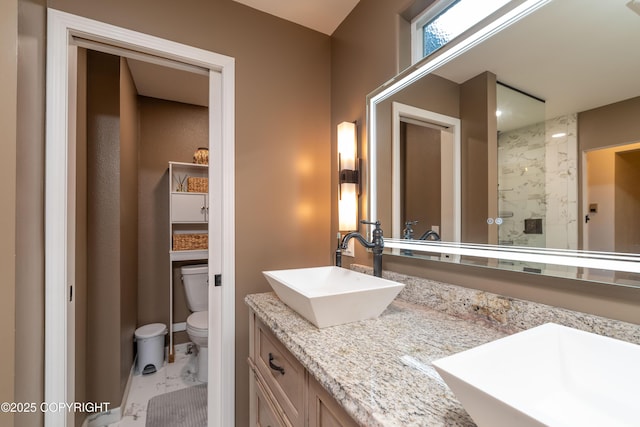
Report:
135,323,167,375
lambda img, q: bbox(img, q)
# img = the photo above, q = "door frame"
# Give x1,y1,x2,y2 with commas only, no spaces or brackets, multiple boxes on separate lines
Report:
45,9,235,426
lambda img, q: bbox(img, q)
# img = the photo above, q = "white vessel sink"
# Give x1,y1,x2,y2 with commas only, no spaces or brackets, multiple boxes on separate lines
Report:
263,266,404,328
432,323,640,427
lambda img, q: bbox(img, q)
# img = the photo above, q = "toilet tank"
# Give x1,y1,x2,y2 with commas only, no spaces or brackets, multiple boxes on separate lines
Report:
181,264,208,312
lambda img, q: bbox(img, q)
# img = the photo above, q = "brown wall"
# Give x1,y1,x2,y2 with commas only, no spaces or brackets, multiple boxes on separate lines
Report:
85,50,138,406
460,71,497,243
373,73,460,235
119,57,139,398
75,48,88,427
331,0,415,241
137,96,208,340
1,0,17,426
332,0,640,325
578,96,640,152
402,123,441,237
15,0,331,425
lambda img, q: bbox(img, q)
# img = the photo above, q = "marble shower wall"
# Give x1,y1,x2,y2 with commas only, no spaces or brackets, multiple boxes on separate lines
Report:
545,114,578,250
498,121,546,247
498,114,578,249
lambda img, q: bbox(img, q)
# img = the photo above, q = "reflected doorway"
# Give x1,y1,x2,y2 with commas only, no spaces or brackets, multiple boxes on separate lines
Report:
391,102,461,242
584,142,640,254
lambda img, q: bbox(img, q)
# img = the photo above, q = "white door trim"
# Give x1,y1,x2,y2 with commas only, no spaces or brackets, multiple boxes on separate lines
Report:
45,9,235,427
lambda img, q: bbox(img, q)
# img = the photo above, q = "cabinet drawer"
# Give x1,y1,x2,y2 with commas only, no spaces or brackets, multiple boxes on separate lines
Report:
255,318,305,427
254,373,287,427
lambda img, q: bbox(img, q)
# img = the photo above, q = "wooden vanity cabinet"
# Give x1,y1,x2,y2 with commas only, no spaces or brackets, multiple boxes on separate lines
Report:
307,374,358,427
249,311,359,427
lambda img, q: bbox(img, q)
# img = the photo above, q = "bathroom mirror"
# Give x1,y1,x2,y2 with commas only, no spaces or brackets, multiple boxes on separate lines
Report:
368,0,640,285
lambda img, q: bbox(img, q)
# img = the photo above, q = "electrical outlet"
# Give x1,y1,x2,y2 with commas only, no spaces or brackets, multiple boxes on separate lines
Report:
342,238,355,257
432,225,440,234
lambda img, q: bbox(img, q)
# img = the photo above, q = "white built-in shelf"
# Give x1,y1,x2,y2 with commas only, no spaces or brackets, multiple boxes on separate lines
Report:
168,161,209,363
170,249,208,262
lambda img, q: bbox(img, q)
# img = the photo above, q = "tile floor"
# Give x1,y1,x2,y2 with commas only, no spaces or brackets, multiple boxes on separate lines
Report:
108,343,204,427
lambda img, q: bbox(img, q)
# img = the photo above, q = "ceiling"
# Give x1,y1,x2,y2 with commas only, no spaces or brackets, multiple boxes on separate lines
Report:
126,58,210,107
129,0,640,127
127,0,359,106
232,0,360,35
433,0,640,124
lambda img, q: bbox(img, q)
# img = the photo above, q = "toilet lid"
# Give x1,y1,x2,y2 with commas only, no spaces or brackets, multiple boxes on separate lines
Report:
187,311,208,330
135,323,167,339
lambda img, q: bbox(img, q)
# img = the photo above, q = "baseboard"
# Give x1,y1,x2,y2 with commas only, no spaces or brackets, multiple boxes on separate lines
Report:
81,358,135,427
173,321,186,332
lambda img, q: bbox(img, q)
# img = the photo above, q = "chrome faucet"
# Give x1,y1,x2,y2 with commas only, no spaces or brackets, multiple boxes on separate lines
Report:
335,220,384,277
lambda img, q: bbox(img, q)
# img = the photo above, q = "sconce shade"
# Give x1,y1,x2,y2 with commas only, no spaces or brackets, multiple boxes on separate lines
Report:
338,121,358,231
339,183,358,231
338,122,357,169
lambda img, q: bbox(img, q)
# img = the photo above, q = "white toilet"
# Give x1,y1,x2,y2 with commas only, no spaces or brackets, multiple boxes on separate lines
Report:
181,264,209,383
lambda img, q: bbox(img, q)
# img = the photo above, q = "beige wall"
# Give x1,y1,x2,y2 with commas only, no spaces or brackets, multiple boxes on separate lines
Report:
577,96,640,245
586,148,616,252
615,150,640,254
15,1,46,426
1,1,18,426
9,1,637,426
15,0,331,425
332,0,640,325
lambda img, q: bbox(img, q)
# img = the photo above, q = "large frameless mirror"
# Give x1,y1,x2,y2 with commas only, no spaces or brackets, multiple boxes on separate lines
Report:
367,0,640,285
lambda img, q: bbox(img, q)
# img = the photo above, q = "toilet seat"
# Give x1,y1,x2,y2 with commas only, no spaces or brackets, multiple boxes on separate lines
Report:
187,311,208,337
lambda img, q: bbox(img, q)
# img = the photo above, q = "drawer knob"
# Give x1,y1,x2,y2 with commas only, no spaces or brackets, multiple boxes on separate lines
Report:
268,353,285,375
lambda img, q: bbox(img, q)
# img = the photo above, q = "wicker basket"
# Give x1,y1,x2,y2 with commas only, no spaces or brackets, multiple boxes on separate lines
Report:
187,177,208,193
172,233,208,251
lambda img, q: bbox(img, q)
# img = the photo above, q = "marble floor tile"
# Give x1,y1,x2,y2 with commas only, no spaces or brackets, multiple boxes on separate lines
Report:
108,343,203,427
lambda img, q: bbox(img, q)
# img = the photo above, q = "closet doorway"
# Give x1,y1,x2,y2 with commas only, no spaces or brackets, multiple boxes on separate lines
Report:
45,10,235,427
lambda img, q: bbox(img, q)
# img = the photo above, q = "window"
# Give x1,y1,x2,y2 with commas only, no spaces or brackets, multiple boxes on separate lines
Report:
411,0,511,63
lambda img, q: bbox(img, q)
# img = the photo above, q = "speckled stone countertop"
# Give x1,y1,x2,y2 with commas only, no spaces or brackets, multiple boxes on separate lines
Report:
246,295,508,426
246,266,640,427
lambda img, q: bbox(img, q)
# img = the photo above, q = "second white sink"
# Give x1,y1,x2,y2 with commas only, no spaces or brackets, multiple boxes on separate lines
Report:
263,266,404,328
432,323,640,427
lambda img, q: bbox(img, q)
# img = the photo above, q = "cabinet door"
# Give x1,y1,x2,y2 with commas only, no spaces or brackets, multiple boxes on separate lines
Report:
171,193,207,222
254,373,287,427
308,375,358,427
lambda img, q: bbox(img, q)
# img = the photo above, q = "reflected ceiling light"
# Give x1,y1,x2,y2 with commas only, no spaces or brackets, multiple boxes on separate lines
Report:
627,0,640,16
338,121,359,231
496,110,503,117
552,132,567,138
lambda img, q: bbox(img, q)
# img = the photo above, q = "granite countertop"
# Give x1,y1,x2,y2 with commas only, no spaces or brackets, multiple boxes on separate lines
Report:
246,292,507,426
246,266,639,426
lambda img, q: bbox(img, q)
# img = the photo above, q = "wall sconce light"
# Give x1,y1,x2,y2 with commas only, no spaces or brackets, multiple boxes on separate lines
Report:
338,121,359,231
